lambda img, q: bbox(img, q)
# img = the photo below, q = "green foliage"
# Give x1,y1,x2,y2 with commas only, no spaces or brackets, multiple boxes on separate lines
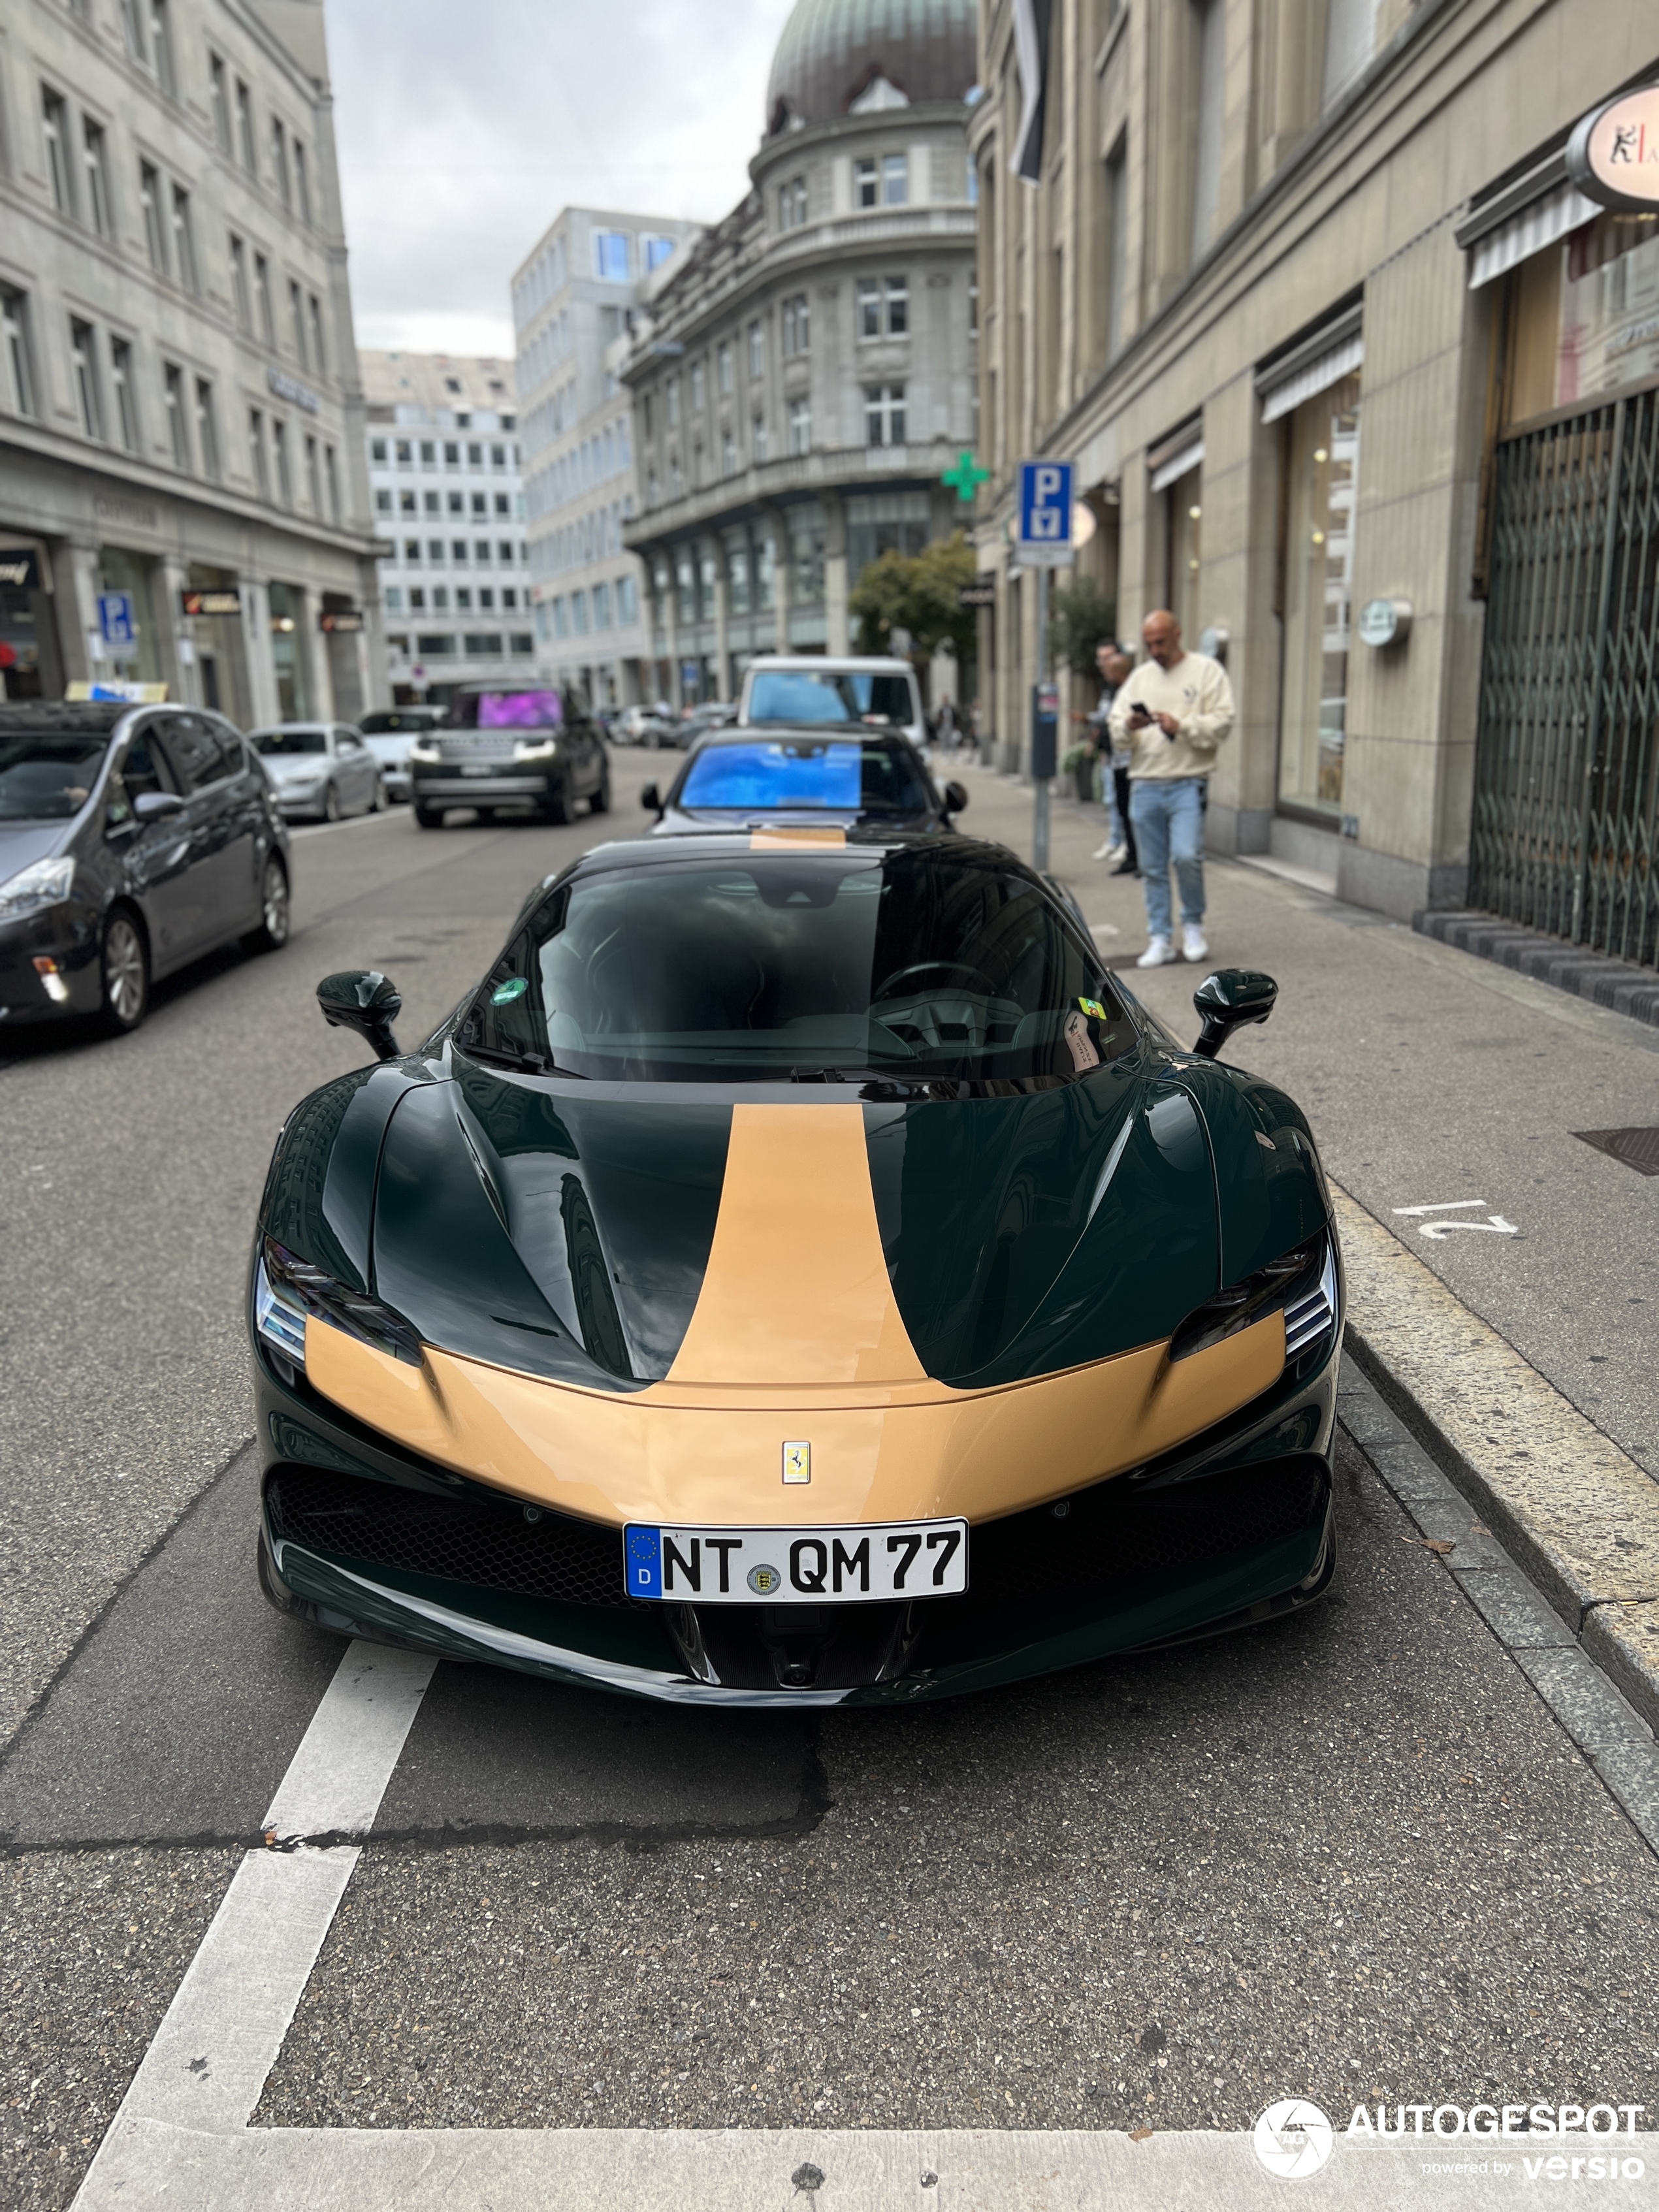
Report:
1048,573,1118,679
850,532,980,683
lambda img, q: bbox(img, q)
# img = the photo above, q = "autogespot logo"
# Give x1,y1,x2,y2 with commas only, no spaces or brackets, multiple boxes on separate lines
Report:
1254,2100,1336,2179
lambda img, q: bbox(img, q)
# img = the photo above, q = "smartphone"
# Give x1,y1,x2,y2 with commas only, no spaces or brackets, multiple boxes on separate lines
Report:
1127,702,1153,725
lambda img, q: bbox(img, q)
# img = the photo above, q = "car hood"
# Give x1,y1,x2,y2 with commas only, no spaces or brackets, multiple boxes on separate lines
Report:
263,1049,1329,1400
0,820,73,880
261,753,330,782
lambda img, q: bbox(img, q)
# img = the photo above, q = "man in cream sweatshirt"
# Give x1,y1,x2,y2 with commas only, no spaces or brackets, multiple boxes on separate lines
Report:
1106,610,1235,968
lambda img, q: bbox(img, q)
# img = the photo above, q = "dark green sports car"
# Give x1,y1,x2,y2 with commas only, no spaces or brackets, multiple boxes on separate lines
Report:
251,827,1341,1704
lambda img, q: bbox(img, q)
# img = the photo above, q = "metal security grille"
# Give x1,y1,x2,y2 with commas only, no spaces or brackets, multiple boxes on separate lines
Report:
1471,385,1659,968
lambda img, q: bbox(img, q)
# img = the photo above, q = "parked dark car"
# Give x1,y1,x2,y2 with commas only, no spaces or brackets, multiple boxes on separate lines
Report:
0,701,291,1035
642,729,969,835
408,684,610,828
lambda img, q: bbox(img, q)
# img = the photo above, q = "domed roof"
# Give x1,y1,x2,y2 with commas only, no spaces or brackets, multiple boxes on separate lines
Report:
765,0,978,133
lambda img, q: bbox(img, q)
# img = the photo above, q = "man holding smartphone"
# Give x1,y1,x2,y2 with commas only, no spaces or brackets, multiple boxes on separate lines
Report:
1107,609,1234,969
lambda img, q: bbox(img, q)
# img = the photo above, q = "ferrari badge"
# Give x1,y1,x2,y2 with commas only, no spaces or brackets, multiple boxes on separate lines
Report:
782,1440,811,1485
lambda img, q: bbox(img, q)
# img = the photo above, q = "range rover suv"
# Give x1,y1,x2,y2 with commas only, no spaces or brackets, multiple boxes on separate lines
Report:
408,684,610,828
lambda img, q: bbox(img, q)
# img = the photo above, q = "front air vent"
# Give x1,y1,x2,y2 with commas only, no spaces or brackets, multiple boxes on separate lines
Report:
1283,1238,1338,1356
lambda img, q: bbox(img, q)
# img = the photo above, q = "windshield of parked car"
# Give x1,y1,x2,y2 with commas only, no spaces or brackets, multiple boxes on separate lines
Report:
446,690,566,729
678,738,932,816
747,669,914,727
254,728,327,756
462,849,1133,1085
0,733,108,820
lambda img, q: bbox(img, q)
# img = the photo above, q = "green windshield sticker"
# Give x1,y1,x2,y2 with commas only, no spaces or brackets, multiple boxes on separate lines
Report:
491,976,530,1006
1077,997,1108,1021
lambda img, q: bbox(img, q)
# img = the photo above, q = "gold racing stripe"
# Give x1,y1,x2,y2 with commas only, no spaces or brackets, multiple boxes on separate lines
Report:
749,826,848,849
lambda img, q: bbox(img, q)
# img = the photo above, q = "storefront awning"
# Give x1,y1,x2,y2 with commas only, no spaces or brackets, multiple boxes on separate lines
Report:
1257,304,1364,425
1148,421,1204,494
1464,178,1598,289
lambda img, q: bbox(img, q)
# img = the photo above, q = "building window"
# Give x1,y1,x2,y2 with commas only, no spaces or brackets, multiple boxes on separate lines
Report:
858,275,909,338
863,383,905,446
254,252,275,344
209,54,231,151
1103,136,1128,360
503,586,518,611
385,587,402,613
293,139,311,225
572,589,589,634
110,336,138,449
165,363,190,468
594,231,630,281
1190,0,1225,260
371,437,387,463
304,432,320,511
882,153,909,206
722,428,737,475
409,589,425,611
403,538,421,564
491,441,506,467
235,79,255,174
271,118,291,207
884,276,909,334
788,396,811,455
456,588,472,614
120,0,146,59
643,234,676,272
717,342,733,396
427,537,443,562
451,538,469,565
139,162,166,270
149,0,174,96
509,632,534,656
195,378,219,477
690,358,705,411
498,539,516,564
419,440,435,466
752,411,769,463
170,185,197,291
82,120,111,237
2,289,36,418
273,418,293,505
376,489,393,514
553,597,569,639
666,376,680,428
433,586,449,612
494,492,511,517
593,581,612,630
1278,375,1361,813
248,406,267,496
618,573,637,623
288,278,306,365
395,439,411,464
782,293,810,356
466,440,482,464
777,174,807,230
854,157,877,209
229,234,251,329
42,91,74,216
308,295,327,374
748,318,765,379
70,319,103,440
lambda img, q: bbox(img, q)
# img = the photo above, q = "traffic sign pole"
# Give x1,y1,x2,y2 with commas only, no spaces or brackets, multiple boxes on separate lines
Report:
1033,565,1051,873
1016,460,1073,878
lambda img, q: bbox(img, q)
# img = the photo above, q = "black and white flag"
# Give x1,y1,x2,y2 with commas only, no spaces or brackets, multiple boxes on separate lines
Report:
1010,0,1054,184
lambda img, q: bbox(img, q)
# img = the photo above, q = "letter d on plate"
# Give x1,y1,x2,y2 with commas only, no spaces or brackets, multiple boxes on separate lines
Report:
626,1525,663,1599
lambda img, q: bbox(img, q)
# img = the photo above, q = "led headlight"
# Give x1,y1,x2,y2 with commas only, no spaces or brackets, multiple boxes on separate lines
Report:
255,1237,423,1376
513,738,558,762
0,856,74,922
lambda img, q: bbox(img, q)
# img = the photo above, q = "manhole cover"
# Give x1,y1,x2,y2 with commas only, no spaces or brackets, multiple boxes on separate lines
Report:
1572,1127,1659,1177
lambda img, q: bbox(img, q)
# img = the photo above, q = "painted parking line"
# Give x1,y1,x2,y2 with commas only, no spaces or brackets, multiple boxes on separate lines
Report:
289,809,411,840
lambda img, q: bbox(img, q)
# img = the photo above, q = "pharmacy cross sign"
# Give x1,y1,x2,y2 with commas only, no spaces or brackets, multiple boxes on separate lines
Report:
942,450,990,504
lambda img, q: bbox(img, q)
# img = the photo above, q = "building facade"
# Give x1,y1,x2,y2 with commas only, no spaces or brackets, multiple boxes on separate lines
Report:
0,0,383,724
618,0,981,707
973,0,1659,958
513,207,700,709
361,349,531,703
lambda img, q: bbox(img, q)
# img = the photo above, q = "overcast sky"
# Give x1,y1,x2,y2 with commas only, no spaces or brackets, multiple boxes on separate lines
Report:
325,0,799,360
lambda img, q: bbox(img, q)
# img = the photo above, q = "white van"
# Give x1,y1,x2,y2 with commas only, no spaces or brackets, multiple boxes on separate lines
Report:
739,654,926,750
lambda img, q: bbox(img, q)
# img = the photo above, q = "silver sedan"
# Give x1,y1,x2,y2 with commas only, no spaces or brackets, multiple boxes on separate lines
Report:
251,723,383,822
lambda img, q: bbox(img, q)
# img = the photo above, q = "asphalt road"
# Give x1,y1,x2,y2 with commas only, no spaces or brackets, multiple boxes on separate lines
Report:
3,749,1657,2210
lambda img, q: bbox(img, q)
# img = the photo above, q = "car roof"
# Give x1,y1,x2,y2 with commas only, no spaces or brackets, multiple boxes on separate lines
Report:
746,656,914,675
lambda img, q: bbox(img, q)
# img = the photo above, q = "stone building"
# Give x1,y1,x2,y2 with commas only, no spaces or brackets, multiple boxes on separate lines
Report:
619,0,982,707
0,0,383,724
972,0,1659,953
513,206,701,708
361,349,530,705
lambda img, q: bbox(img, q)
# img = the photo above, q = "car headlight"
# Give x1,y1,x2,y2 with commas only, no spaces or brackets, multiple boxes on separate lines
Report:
0,856,75,922
513,739,558,763
255,1238,423,1377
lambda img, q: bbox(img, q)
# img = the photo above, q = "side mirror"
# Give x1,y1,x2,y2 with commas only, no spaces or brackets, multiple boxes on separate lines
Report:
943,780,969,814
1192,969,1278,1061
640,782,660,812
317,969,402,1062
133,790,185,822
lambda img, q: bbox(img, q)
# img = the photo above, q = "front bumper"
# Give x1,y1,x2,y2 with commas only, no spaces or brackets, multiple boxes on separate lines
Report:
411,773,553,803
252,1316,1341,1707
272,786,330,820
0,905,103,1022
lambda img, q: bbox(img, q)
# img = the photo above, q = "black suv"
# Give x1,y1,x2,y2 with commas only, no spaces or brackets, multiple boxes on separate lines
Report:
408,682,610,828
0,702,291,1035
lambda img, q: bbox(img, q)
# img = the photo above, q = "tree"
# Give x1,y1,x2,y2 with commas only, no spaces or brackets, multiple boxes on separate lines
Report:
850,532,979,699
1048,573,1118,678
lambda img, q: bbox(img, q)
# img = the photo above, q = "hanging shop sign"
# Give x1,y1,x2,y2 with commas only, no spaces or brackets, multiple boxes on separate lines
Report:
181,586,242,617
1568,84,1659,214
958,575,997,609
1359,597,1413,649
0,548,43,592
320,608,365,633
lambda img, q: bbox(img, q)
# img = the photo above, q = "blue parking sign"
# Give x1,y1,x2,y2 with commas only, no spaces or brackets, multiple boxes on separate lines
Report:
97,592,136,647
1018,461,1074,553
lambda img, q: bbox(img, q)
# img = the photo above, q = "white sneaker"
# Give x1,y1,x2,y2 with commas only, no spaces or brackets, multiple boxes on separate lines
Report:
1136,936,1175,969
1091,839,1121,861
1181,924,1209,963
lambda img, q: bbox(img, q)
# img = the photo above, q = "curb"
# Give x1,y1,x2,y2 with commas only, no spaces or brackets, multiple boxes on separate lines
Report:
1414,909,1659,1030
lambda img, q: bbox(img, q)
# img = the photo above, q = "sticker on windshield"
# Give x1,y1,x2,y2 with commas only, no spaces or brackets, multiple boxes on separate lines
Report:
1063,1008,1101,1073
1076,996,1108,1020
491,976,529,1005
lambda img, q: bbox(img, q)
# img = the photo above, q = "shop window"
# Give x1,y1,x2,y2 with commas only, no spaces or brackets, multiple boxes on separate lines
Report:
1500,212,1659,427
1278,372,1361,814
268,582,308,719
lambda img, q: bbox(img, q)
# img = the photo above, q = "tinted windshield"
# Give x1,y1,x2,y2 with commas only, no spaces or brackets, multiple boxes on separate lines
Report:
747,669,914,726
462,849,1133,1086
446,690,565,729
0,732,107,820
358,710,436,735
679,739,931,816
254,728,327,756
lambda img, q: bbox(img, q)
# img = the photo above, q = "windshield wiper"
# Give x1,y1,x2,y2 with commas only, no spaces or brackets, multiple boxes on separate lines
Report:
457,1037,584,1080
787,1065,929,1091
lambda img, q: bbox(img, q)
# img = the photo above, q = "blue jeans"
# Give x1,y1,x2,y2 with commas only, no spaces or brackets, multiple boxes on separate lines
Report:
1128,777,1206,941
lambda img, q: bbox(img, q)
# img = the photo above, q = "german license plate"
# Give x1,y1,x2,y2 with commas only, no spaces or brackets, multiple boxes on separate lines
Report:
624,1520,968,1605
462,762,494,777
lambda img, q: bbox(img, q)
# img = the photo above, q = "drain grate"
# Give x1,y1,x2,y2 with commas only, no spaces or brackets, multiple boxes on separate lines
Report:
1573,1127,1659,1178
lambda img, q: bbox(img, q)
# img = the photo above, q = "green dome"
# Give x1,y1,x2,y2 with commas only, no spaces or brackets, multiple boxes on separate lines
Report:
765,0,978,132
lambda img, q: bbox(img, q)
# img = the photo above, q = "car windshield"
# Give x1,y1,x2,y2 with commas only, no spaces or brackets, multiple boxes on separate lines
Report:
747,669,914,726
254,729,327,756
446,690,564,729
462,848,1135,1086
358,711,434,735
678,739,931,816
0,732,108,820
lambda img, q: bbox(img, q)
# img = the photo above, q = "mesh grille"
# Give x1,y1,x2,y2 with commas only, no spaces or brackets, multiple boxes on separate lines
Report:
964,1457,1329,1605
266,1465,636,1610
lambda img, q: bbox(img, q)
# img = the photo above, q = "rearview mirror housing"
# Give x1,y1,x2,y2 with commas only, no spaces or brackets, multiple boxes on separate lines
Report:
317,969,402,1061
132,790,185,822
943,780,969,814
640,782,661,812
1192,968,1278,1060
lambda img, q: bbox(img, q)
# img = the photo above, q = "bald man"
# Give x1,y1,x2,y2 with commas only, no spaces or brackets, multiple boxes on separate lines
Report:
1107,611,1234,967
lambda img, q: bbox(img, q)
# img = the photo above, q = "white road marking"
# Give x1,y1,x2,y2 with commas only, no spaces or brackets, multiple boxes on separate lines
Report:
1393,1200,1487,1215
289,809,407,840
1420,1215,1520,1240
263,1642,435,1840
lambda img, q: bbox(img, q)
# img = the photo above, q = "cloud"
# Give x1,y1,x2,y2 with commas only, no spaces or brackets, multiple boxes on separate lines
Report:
323,0,799,356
